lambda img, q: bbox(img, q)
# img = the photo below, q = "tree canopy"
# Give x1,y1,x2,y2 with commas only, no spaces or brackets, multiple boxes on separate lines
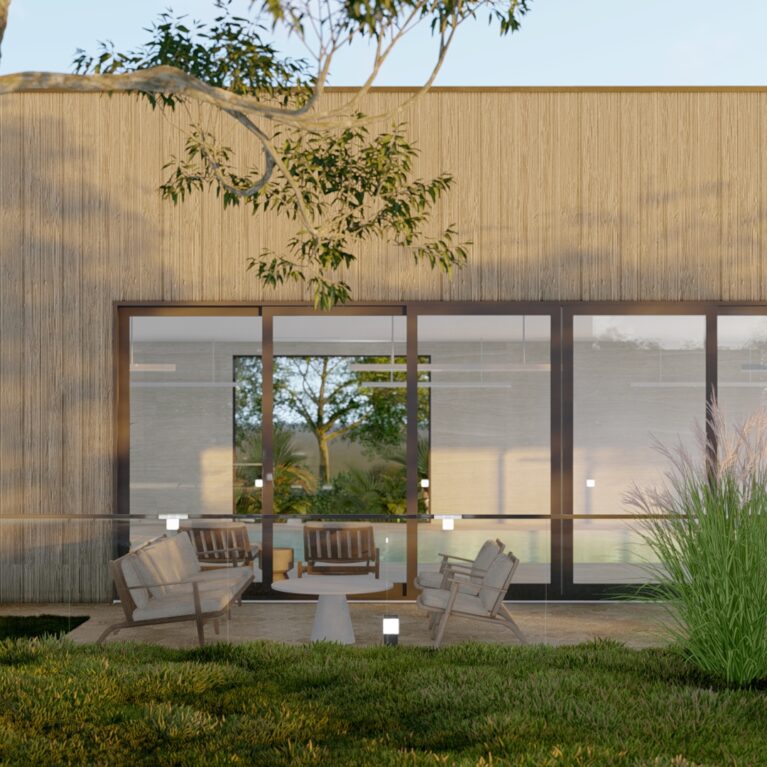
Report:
0,0,531,307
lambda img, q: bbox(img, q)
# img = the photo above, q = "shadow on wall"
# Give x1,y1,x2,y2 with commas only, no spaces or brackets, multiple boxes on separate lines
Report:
469,174,767,303
0,96,159,602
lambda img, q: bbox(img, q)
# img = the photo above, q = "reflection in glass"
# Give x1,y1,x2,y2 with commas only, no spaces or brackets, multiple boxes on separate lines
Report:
417,315,551,584
270,316,412,519
718,316,767,423
573,315,705,583
129,316,262,583
269,316,411,584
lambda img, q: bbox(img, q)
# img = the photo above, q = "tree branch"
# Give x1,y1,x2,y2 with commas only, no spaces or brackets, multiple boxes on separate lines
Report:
0,66,312,120
0,0,10,61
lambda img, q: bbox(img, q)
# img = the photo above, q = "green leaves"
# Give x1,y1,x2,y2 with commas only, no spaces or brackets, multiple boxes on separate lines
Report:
628,407,767,686
74,0,313,109
70,0,534,307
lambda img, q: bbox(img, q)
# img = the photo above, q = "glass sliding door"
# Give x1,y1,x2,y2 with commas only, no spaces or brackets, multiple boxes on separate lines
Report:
120,302,745,600
271,313,408,585
128,313,263,579
416,315,552,586
572,314,706,584
718,315,767,421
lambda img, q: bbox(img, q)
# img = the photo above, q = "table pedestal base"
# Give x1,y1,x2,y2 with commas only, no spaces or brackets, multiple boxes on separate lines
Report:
311,595,355,644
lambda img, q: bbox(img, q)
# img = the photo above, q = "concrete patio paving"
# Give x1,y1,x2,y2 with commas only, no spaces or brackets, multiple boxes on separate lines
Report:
1,602,673,649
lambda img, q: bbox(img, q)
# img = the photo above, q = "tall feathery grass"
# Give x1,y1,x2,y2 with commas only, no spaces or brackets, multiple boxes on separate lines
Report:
625,406,767,686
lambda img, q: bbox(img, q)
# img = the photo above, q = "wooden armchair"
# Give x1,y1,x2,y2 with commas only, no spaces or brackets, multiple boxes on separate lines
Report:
416,551,526,648
414,538,505,592
179,521,260,570
297,522,380,577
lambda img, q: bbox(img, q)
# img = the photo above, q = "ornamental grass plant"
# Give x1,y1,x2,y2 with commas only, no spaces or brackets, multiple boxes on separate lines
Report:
626,406,767,686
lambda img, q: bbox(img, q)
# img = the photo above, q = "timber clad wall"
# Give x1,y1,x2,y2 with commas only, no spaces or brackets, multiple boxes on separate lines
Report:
0,88,766,601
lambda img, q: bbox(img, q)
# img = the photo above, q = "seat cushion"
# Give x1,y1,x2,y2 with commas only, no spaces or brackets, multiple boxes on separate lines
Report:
417,587,490,617
132,584,233,622
187,566,253,593
415,571,480,596
415,571,445,590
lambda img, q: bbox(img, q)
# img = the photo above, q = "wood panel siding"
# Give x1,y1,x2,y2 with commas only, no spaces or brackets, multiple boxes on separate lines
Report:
1,88,766,601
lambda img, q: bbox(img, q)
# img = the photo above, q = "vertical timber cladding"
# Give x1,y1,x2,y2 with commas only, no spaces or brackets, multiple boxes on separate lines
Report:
1,89,767,601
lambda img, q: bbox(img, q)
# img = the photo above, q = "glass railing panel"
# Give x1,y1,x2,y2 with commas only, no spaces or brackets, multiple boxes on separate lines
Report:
417,517,551,585
573,517,664,584
573,314,705,584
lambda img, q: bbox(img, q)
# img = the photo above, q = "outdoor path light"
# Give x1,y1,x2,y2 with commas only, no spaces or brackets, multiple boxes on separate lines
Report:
383,615,399,646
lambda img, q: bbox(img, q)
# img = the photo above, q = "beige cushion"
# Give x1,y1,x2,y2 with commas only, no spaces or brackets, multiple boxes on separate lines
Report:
187,565,253,584
415,571,445,590
415,571,481,596
120,556,150,609
132,583,232,621
174,532,203,577
135,535,201,597
472,540,504,580
418,588,490,617
479,555,514,612
187,567,253,592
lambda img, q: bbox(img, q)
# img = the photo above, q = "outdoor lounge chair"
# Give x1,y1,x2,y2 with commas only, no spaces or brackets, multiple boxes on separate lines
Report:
179,521,260,569
297,522,380,577
99,532,254,646
414,538,505,592
416,551,526,648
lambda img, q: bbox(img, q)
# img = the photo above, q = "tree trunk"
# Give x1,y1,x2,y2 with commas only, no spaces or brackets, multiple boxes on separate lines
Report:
317,435,331,485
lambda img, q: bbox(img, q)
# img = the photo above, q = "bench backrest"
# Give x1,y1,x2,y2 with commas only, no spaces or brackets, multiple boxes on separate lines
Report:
303,523,376,564
180,522,255,567
470,538,506,581
478,551,520,615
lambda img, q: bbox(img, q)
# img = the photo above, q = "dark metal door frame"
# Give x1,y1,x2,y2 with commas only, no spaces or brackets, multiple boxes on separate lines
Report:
116,300,767,600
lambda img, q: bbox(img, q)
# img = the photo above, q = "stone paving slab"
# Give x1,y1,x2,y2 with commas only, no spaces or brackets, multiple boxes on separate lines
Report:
1,602,672,649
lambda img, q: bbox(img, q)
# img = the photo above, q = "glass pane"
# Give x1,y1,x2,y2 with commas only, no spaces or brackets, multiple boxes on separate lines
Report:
718,316,767,421
272,314,408,515
573,315,705,583
418,518,550,585
129,315,262,581
417,315,551,583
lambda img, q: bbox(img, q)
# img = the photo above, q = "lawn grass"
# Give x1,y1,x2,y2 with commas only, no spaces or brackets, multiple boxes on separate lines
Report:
0,614,88,640
0,639,765,766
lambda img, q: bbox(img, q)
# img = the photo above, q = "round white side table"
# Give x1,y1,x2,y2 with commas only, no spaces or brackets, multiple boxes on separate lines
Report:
271,575,393,644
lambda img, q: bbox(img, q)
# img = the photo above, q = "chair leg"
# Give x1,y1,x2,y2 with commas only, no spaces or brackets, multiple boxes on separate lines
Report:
96,624,118,644
433,610,451,648
499,605,527,644
213,619,220,635
196,618,206,647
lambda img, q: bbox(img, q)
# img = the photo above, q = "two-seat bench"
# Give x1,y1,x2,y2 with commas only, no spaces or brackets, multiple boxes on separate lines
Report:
99,532,254,646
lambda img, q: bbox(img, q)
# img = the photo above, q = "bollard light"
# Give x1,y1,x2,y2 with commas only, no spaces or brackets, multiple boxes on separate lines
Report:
436,514,460,531
383,615,400,646
254,478,264,489
159,513,188,532
420,478,430,489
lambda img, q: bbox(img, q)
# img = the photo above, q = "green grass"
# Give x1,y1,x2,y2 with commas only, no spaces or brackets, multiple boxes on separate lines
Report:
0,614,88,640
0,639,765,766
627,408,767,686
